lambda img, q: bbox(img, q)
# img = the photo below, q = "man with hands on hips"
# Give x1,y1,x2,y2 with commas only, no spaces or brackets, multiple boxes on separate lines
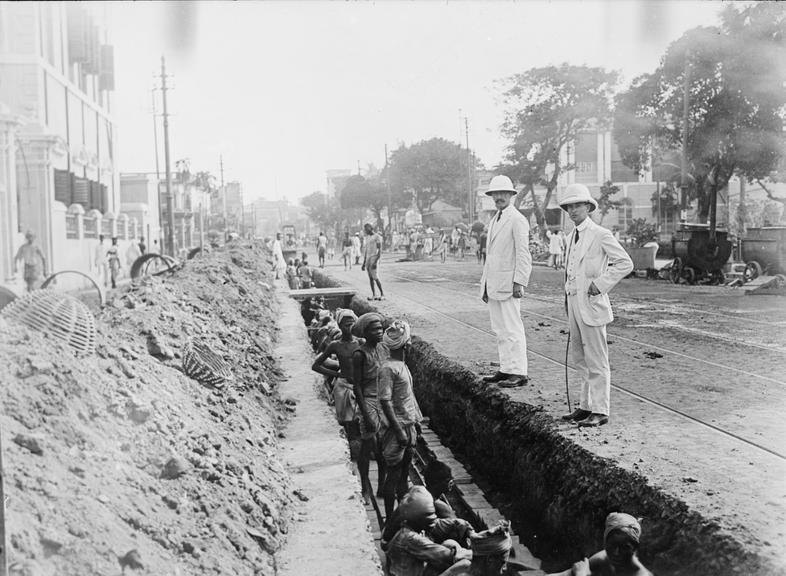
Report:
559,183,633,428
480,175,532,388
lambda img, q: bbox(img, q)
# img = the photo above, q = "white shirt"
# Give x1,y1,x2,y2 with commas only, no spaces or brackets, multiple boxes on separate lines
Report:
565,218,591,295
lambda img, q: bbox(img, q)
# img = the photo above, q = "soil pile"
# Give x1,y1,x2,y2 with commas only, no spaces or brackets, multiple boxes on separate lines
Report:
0,244,294,576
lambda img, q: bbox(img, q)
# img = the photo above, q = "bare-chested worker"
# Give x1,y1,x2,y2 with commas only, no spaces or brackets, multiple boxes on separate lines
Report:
548,512,652,576
14,230,47,292
311,309,362,444
351,312,389,503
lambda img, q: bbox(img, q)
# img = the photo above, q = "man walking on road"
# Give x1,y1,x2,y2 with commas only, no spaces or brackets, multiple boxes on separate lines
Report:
317,231,328,268
480,175,532,388
559,183,633,428
14,230,47,292
361,223,385,301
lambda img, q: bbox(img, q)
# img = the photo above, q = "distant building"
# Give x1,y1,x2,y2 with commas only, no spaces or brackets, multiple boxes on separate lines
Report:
250,198,309,239
326,169,352,198
0,3,122,289
120,173,161,247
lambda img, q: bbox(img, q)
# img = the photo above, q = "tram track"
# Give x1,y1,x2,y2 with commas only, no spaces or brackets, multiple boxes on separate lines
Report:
387,285,786,461
389,272,786,382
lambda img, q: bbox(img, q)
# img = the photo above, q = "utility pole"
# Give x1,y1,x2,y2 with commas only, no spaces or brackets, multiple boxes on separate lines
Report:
385,143,392,239
161,56,176,257
219,154,226,236
151,86,164,248
465,116,473,223
680,55,690,224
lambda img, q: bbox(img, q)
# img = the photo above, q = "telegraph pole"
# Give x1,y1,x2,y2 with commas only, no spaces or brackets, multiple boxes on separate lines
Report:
465,116,473,223
161,56,175,257
385,144,392,238
151,86,164,248
680,55,690,224
219,154,226,236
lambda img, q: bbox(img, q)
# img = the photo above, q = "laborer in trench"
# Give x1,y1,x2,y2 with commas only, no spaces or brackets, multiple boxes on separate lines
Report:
386,486,472,576
312,309,363,452
424,459,457,519
547,512,652,576
378,320,423,518
298,257,314,289
362,223,385,300
559,184,633,427
285,258,299,289
351,312,389,503
14,230,47,292
440,521,514,576
382,484,474,553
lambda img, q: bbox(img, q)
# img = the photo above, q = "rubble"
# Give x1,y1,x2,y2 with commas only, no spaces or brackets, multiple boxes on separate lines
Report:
0,243,294,575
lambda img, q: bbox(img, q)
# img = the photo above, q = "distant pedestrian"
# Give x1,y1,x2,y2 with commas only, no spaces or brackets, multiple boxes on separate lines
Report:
341,231,353,270
138,236,147,254
14,230,47,292
480,175,532,388
478,228,488,265
361,223,385,300
317,231,328,268
351,312,389,503
352,232,362,265
94,234,109,287
378,320,422,518
107,237,122,289
559,184,633,428
126,238,142,268
272,232,285,279
548,230,564,269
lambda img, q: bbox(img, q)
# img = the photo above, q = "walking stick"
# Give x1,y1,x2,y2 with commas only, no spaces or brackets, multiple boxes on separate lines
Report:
564,332,572,411
0,426,7,576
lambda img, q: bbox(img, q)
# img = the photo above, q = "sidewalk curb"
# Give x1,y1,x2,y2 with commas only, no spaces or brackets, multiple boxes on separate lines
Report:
275,286,383,576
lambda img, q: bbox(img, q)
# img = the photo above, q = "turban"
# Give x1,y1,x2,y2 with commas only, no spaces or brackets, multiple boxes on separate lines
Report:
470,521,512,556
335,308,358,326
604,512,641,544
352,312,384,338
383,320,411,350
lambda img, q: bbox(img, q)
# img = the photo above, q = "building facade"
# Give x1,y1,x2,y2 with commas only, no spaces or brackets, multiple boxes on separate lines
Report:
0,2,121,288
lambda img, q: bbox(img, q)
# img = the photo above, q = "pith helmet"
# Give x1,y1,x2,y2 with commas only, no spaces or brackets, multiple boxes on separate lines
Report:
485,175,518,196
559,183,598,213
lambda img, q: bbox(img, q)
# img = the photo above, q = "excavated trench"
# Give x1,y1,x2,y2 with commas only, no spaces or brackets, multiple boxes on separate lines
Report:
309,269,772,576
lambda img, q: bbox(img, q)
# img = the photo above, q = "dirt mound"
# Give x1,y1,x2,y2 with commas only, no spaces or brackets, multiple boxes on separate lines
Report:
1,244,294,576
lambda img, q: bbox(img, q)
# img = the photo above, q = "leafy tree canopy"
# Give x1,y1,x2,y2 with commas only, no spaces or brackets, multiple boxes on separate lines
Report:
388,137,473,215
497,64,619,236
613,3,786,219
301,191,342,233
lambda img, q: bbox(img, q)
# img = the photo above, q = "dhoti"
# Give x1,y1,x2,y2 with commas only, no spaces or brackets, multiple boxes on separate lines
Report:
488,297,528,376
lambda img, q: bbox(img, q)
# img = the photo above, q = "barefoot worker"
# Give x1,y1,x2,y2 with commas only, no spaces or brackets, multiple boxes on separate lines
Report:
351,312,388,502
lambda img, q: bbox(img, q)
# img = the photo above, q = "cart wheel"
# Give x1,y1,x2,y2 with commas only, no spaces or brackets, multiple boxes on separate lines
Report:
710,269,726,286
743,261,762,282
774,274,786,289
669,257,683,284
682,266,697,285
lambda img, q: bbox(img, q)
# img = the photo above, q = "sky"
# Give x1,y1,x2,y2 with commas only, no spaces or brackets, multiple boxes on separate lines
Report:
105,0,729,205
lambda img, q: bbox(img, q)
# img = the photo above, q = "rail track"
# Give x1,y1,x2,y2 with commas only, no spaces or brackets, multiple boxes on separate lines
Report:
386,272,786,461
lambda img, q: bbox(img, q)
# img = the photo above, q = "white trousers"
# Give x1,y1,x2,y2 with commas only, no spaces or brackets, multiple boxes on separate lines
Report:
488,297,528,376
567,294,610,415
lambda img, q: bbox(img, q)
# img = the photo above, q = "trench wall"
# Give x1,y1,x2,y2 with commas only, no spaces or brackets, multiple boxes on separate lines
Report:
310,269,770,576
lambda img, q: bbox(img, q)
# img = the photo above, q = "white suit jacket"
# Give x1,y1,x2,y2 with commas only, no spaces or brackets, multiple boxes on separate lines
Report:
565,218,633,326
480,204,532,300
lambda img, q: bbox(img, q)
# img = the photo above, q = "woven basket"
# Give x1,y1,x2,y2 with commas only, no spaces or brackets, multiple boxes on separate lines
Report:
1,290,96,356
182,339,232,388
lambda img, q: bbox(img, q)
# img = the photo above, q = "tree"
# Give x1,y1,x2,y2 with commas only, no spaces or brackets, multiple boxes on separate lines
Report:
301,192,342,234
338,175,390,233
497,64,619,237
596,180,629,225
388,137,472,215
614,3,786,222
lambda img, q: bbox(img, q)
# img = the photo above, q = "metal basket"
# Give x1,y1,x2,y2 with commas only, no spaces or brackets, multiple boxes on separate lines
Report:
182,339,232,388
1,290,96,356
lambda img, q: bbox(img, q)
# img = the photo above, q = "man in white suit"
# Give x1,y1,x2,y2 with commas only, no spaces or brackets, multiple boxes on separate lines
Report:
480,175,532,388
559,184,633,427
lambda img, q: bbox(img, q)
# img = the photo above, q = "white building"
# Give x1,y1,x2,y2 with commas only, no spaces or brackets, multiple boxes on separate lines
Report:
0,3,126,290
